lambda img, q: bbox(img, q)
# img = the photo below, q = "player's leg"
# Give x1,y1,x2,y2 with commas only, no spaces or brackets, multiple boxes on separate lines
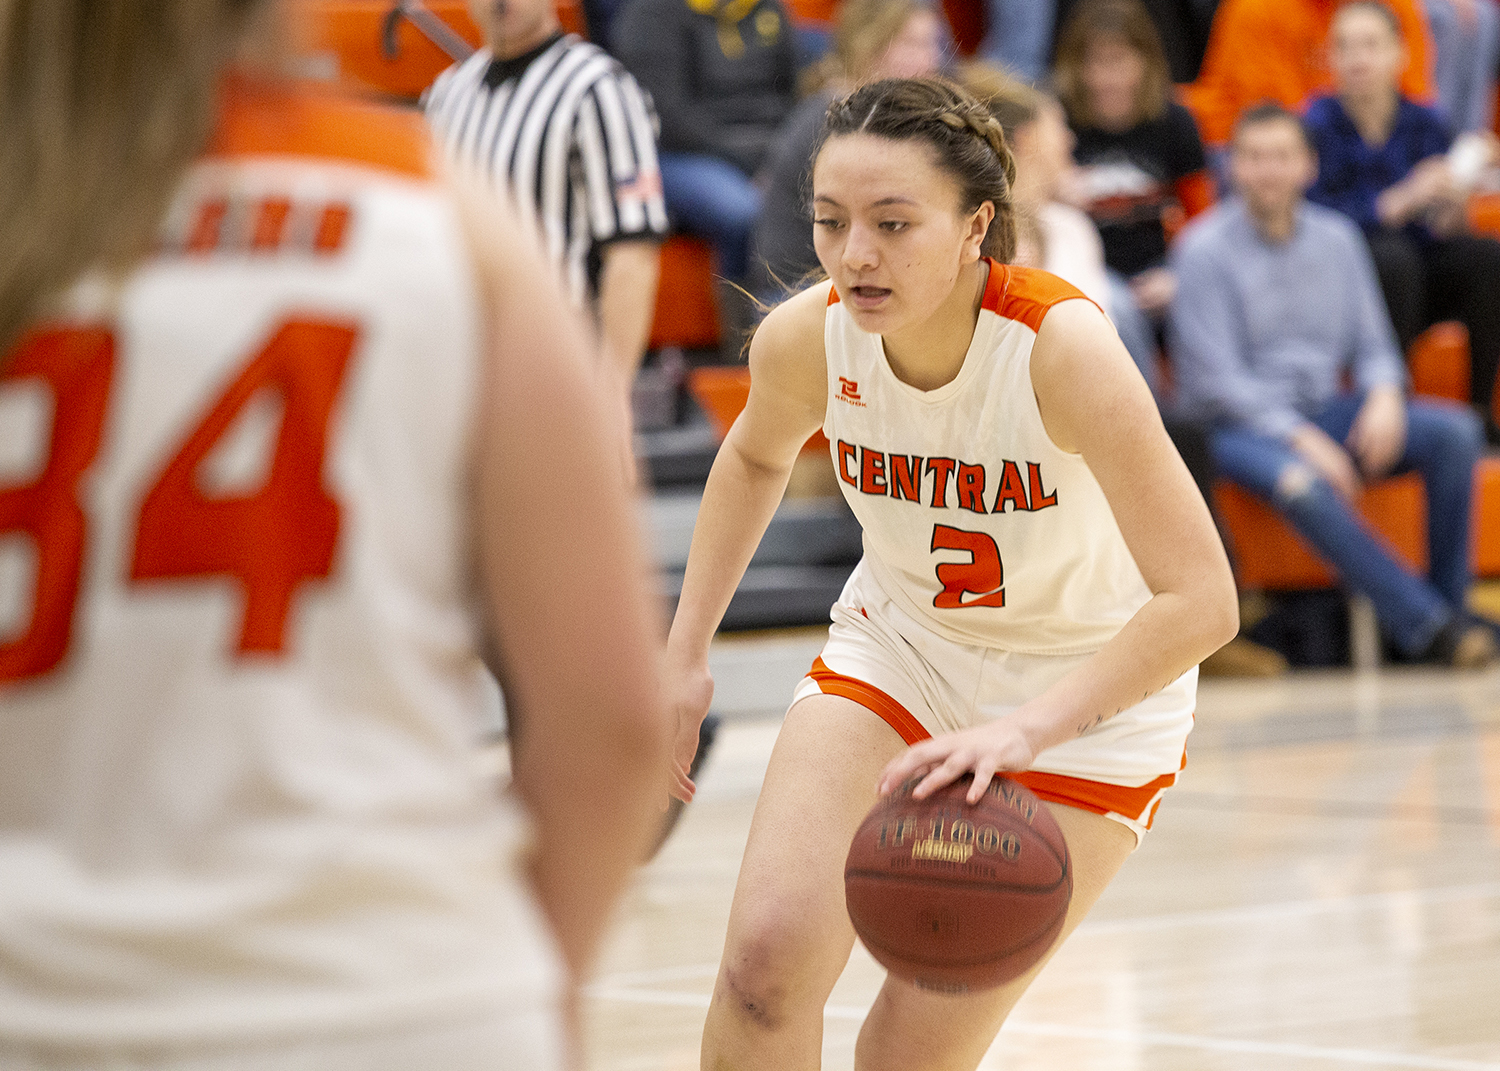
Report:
702,692,908,1071
853,803,1136,1071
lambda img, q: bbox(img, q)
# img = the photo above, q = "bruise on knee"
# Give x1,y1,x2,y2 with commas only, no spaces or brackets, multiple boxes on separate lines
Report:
722,962,787,1031
1273,462,1318,506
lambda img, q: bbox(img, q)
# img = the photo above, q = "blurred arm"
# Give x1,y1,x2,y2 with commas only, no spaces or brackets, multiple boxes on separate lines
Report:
458,180,671,982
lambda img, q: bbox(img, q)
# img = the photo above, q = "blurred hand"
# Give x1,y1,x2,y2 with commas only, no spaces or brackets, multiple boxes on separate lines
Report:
1346,386,1407,480
662,648,714,804
1129,267,1177,314
876,717,1040,804
1378,157,1461,227
1290,423,1363,500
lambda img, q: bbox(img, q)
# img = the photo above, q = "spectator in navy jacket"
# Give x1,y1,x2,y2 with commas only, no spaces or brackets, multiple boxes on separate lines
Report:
1170,104,1494,668
1305,0,1500,435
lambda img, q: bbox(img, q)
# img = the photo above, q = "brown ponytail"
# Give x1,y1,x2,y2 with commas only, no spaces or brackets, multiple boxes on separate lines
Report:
813,77,1020,261
0,0,266,358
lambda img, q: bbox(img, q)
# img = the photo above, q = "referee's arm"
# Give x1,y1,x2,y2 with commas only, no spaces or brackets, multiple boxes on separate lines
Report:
584,71,670,384
599,240,660,382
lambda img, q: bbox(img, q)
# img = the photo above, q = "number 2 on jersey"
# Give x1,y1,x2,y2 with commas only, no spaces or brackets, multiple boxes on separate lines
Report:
931,524,1006,609
1,320,358,684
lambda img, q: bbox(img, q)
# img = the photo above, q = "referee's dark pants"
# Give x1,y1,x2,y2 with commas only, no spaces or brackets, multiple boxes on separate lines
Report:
1365,225,1500,436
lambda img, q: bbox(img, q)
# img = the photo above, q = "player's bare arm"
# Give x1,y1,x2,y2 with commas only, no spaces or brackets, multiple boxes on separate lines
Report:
460,183,672,981
663,281,830,800
882,298,1238,801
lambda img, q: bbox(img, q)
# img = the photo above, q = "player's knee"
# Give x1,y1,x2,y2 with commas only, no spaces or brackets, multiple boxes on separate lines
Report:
1272,462,1322,506
717,918,810,1031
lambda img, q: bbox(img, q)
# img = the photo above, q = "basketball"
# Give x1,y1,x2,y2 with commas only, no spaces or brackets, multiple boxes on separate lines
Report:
844,775,1072,993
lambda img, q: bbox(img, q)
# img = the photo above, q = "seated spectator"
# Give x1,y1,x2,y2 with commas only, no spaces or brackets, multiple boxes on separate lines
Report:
1057,0,1223,83
1185,0,1434,147
1425,0,1500,132
750,0,944,301
423,0,667,418
613,0,797,306
1054,0,1213,377
1170,103,1494,667
1306,0,1500,437
959,66,1113,312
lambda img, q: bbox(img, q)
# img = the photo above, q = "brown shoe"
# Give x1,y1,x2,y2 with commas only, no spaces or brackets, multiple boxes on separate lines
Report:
1449,625,1499,669
1200,635,1289,678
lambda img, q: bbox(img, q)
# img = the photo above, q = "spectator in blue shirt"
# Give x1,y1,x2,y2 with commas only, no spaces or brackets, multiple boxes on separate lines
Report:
1170,103,1495,667
1305,0,1500,437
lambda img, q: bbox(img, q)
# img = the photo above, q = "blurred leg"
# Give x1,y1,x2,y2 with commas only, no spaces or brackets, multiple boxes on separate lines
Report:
1393,398,1485,609
1425,232,1500,415
658,152,763,283
1364,227,1427,354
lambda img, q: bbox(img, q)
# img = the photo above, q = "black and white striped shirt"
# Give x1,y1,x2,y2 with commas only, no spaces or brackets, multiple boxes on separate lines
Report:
424,34,669,307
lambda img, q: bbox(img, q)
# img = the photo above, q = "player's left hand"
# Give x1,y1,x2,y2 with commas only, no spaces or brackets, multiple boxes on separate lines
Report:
877,719,1039,804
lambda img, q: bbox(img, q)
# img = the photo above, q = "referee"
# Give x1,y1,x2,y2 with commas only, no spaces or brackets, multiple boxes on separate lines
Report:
425,0,669,390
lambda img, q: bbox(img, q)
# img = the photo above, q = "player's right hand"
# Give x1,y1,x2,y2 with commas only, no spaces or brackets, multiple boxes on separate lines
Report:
663,652,714,804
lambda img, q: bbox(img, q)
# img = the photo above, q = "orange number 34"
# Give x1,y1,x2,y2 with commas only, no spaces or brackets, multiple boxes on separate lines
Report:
0,320,358,684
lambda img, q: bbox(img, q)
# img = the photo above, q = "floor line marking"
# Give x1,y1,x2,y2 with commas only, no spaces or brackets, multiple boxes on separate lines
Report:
1077,880,1500,936
585,987,1500,1071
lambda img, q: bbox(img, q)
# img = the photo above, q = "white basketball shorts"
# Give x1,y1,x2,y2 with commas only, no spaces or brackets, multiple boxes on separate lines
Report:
791,563,1197,842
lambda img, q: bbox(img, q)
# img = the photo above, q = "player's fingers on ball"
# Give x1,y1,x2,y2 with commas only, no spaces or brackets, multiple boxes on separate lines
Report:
913,753,968,798
966,763,997,803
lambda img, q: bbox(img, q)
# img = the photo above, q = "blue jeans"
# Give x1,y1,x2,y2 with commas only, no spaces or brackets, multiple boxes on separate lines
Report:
1426,0,1500,133
981,0,1056,83
658,152,763,281
1211,394,1484,656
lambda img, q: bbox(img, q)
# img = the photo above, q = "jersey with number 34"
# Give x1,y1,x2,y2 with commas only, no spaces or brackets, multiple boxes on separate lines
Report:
0,80,556,1045
822,262,1152,657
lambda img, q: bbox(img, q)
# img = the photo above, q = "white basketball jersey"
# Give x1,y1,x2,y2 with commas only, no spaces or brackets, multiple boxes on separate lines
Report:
823,261,1154,656
0,80,558,1045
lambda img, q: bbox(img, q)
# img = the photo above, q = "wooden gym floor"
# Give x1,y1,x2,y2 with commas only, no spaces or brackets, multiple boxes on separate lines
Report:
580,630,1500,1070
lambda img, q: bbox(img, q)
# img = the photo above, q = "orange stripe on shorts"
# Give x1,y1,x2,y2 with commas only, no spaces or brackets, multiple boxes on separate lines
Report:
805,656,1186,828
806,657,930,745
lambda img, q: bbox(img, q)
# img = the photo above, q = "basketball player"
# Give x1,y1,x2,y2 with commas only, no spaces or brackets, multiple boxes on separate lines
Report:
664,78,1238,1068
0,2,668,1068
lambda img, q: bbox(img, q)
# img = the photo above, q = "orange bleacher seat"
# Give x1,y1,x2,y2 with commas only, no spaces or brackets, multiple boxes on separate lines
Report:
687,366,828,454
1216,458,1500,588
295,1,584,99
650,237,722,351
1408,321,1470,402
296,1,480,98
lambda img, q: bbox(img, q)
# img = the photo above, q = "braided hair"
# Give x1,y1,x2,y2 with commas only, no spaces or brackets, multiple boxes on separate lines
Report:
812,77,1019,262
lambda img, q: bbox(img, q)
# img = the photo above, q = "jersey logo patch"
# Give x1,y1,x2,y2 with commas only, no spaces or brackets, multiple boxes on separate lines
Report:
837,377,866,407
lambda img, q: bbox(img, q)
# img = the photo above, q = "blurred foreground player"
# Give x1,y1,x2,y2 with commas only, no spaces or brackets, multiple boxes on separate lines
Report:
0,1,669,1068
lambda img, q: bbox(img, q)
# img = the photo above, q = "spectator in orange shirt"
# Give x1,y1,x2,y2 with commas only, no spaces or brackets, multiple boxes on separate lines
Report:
1186,0,1435,146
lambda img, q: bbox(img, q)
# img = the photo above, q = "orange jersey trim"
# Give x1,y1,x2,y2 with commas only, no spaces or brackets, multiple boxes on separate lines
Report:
827,259,1091,328
990,260,1100,332
207,74,433,179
